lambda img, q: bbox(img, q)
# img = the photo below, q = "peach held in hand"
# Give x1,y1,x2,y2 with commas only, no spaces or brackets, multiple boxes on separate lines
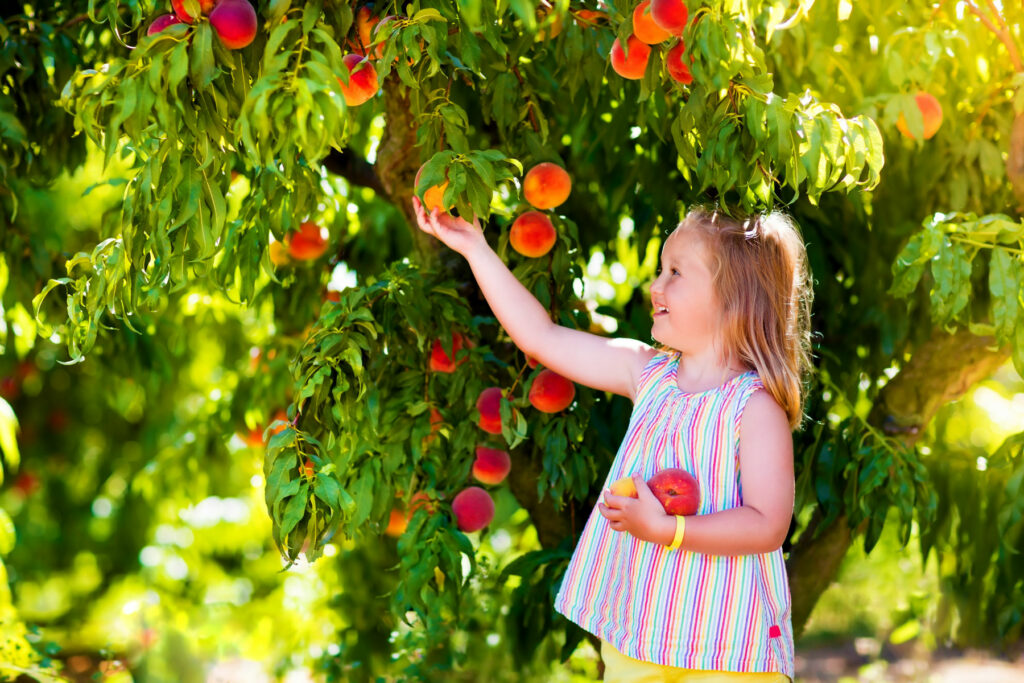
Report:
415,164,451,214
609,476,638,498
452,486,495,532
528,369,575,413
472,447,511,485
647,467,700,515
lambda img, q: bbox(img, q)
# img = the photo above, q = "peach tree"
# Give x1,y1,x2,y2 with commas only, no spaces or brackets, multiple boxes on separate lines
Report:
2,0,1024,678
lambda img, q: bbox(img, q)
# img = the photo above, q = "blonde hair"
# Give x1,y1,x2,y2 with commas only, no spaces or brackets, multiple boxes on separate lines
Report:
658,204,814,430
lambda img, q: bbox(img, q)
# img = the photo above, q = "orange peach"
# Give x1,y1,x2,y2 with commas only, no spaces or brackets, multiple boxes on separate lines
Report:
476,386,505,434
429,332,471,373
633,1,671,44
269,240,290,266
896,92,943,140
452,486,495,532
288,221,328,260
472,446,511,485
348,5,386,59
385,507,408,536
338,53,379,107
528,369,575,413
610,34,651,80
523,162,571,210
510,211,557,257
650,0,689,35
665,40,694,84
415,164,451,214
300,458,315,478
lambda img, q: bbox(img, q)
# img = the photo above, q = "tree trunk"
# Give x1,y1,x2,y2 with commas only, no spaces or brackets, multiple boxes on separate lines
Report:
787,328,1010,637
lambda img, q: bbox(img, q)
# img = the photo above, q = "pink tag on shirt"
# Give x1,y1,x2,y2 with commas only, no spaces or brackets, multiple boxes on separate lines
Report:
768,625,782,639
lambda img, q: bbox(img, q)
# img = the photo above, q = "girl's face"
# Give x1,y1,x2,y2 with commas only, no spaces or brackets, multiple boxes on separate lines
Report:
648,228,722,353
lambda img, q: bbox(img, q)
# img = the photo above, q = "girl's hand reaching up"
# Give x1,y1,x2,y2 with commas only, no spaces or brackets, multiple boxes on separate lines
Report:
599,473,675,546
412,196,485,257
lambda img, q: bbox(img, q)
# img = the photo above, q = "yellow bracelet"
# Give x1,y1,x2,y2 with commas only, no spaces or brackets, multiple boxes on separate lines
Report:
667,515,686,551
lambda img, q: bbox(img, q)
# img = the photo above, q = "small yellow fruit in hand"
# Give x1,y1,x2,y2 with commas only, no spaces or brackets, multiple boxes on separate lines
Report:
609,476,638,498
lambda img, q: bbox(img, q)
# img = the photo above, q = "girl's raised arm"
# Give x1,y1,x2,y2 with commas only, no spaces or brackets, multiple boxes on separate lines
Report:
414,198,655,400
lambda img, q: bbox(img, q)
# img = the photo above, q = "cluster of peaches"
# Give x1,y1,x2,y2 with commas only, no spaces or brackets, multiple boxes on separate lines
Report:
415,160,574,260
337,4,427,107
147,0,258,50
610,0,695,84
382,330,577,535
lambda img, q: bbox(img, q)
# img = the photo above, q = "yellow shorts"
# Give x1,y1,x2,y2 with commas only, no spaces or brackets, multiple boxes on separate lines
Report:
601,640,792,683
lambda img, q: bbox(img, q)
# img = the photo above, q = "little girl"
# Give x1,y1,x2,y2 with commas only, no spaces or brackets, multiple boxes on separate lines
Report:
413,197,812,682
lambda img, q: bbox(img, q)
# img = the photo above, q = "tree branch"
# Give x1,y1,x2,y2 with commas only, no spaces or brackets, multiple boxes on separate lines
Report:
964,0,1024,73
787,327,1011,637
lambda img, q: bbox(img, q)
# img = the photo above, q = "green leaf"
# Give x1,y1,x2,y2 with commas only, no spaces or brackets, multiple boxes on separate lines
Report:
280,483,309,537
0,399,17,485
989,248,1023,344
190,23,217,89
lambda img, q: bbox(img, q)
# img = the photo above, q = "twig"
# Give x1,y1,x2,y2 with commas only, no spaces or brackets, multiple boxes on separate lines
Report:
963,0,1024,73
512,63,544,133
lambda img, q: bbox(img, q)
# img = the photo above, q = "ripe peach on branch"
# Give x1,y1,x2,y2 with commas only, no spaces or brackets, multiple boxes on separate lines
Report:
523,162,571,210
209,0,258,50
610,34,651,80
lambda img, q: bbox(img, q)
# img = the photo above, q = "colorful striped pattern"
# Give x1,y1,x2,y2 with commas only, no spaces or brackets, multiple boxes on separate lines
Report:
553,350,795,678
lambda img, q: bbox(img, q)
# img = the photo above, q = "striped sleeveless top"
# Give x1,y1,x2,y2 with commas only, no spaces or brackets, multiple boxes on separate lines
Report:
554,350,795,677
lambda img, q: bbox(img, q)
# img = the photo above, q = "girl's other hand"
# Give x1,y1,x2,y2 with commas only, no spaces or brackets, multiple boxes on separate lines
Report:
412,196,485,257
598,472,673,546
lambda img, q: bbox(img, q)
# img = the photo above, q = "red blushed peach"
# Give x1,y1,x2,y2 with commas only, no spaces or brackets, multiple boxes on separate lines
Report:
633,1,671,44
147,14,183,35
415,164,452,214
610,34,651,80
896,92,943,140
267,409,289,439
523,162,571,210
451,486,495,532
473,446,511,485
288,221,328,260
650,0,689,35
510,211,557,257
408,491,435,515
666,40,694,84
524,352,539,369
300,458,315,478
528,369,576,413
429,332,471,373
476,386,505,434
210,0,258,50
338,54,379,107
172,0,216,23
